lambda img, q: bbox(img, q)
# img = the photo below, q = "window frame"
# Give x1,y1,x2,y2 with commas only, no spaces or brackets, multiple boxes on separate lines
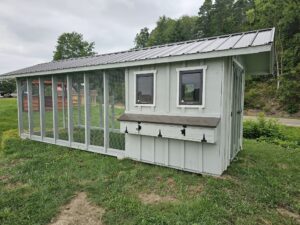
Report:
134,70,156,107
176,66,207,108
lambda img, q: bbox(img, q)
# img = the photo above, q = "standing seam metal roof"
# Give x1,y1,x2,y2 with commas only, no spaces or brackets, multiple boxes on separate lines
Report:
2,27,275,77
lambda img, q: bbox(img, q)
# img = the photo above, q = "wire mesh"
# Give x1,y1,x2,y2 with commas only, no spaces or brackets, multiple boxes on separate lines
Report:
20,79,29,134
57,75,68,141
72,73,85,143
108,69,125,150
31,79,41,136
88,71,104,146
44,77,54,138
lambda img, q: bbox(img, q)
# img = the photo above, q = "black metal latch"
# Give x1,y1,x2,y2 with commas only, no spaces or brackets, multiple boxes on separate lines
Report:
201,134,207,143
125,126,128,134
181,125,186,136
136,122,142,132
158,129,162,138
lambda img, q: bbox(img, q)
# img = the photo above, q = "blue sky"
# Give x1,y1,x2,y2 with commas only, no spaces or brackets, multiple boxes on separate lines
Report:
0,0,203,74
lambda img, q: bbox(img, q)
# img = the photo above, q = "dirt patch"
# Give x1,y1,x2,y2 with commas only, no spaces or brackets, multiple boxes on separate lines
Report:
138,193,178,204
277,207,300,223
188,184,204,195
166,178,176,188
277,163,288,170
4,182,27,190
213,174,241,185
259,217,272,225
49,192,105,225
0,175,10,182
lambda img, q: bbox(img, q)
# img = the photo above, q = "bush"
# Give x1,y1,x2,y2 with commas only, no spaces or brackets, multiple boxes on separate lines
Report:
243,113,282,139
243,114,300,149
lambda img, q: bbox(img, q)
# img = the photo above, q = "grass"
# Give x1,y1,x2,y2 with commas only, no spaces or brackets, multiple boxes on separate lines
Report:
0,98,300,225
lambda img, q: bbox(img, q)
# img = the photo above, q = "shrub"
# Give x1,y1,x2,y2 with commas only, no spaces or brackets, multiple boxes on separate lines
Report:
243,113,282,139
243,114,300,149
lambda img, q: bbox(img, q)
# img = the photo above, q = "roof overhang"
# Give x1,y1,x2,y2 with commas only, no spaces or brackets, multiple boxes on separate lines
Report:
1,44,272,79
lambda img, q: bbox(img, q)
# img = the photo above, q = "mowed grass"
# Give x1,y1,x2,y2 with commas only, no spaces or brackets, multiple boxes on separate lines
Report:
0,98,299,225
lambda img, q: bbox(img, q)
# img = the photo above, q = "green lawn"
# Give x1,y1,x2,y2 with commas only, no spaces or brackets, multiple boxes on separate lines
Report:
0,98,299,225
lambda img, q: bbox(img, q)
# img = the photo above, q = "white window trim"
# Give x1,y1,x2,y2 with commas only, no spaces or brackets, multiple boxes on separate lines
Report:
176,66,207,109
134,70,157,107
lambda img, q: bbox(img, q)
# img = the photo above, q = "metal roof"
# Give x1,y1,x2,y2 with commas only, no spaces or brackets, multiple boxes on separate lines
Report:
1,27,275,78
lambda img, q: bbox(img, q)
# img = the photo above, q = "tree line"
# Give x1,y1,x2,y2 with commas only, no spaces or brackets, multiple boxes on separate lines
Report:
134,0,300,113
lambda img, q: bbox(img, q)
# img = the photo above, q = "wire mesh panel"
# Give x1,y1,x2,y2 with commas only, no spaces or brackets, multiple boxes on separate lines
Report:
44,77,54,138
88,71,104,146
108,69,125,150
31,79,41,136
72,73,85,143
20,79,29,134
57,75,68,141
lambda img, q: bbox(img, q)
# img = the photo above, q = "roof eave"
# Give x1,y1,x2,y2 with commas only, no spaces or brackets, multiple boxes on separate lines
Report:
3,44,272,78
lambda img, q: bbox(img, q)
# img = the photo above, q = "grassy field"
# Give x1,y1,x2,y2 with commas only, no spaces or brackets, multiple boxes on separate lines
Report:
0,98,299,225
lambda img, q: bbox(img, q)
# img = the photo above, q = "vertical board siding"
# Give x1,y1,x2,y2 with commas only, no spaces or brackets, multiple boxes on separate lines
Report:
154,138,166,165
168,139,182,168
141,136,154,162
184,141,200,171
124,59,225,175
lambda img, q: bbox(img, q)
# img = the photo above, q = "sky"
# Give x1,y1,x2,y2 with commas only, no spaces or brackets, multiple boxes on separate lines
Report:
0,0,203,74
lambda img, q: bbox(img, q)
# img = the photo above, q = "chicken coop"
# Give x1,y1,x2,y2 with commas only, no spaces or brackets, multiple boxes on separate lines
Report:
1,28,275,175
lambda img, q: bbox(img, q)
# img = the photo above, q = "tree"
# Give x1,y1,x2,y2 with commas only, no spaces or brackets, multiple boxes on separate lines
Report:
147,16,176,46
53,32,96,60
171,16,198,42
134,27,150,49
0,79,16,96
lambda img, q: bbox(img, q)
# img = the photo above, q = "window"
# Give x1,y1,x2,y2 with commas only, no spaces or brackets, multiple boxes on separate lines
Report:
135,71,155,105
177,67,206,107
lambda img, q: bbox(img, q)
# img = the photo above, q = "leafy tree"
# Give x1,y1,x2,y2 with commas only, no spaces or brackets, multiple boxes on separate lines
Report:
0,79,16,96
171,16,198,42
134,27,150,49
147,16,176,46
53,32,96,60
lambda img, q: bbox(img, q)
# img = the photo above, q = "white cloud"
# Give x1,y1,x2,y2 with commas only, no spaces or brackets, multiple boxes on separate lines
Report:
0,0,203,74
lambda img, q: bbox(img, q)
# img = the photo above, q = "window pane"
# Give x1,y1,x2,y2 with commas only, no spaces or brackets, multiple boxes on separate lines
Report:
44,77,54,138
20,79,29,134
136,73,153,104
179,70,203,105
57,76,68,141
88,72,104,147
108,70,125,150
32,79,41,135
72,74,85,144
